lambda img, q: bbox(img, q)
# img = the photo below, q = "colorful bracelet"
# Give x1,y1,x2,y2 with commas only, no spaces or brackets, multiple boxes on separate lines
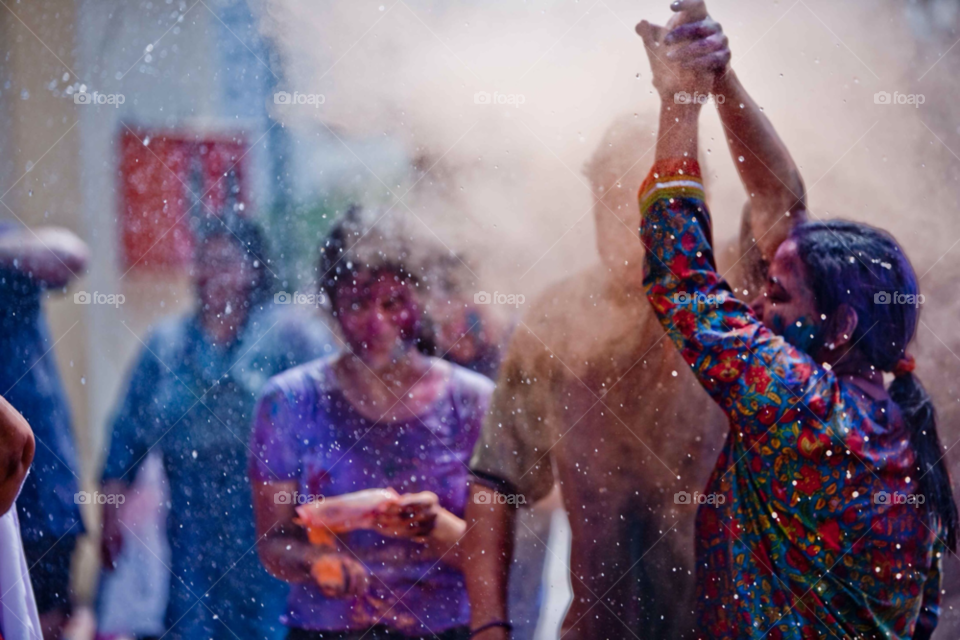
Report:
469,621,513,637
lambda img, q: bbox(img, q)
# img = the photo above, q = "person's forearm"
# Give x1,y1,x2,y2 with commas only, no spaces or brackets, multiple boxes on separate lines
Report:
0,396,34,516
655,101,701,164
258,532,324,583
463,484,515,635
715,70,805,255
422,508,467,570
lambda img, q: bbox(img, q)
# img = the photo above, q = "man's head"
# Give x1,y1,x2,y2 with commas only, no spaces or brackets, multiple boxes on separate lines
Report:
194,216,271,315
584,115,653,275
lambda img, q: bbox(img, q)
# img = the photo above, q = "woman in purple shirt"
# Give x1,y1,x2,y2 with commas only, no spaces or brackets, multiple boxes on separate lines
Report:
250,209,493,640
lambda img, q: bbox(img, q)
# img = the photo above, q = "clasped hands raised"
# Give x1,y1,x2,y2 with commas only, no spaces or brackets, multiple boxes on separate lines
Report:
637,0,731,105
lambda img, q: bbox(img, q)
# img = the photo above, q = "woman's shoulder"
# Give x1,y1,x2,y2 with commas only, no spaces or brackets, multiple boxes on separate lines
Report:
440,358,496,413
439,358,493,390
260,354,339,406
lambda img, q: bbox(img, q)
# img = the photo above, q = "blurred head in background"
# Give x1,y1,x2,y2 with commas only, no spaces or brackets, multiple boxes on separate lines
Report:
417,252,506,379
584,114,653,281
193,215,272,320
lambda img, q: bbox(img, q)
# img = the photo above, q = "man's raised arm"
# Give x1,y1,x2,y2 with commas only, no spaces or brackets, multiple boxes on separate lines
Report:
664,0,807,265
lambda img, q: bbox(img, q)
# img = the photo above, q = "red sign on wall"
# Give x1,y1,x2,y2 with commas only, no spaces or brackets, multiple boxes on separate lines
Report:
118,129,249,272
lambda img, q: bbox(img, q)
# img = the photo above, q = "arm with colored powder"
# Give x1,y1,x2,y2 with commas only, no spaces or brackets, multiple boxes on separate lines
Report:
636,5,831,431
713,70,806,261
462,483,514,640
249,386,371,596
664,0,806,286
463,326,558,639
253,480,371,596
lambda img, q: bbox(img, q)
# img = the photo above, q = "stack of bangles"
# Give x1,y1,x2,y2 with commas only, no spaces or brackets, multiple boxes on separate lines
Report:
469,621,512,637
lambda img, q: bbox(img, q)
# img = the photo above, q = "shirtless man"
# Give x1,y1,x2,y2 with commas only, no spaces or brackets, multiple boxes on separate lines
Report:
463,3,808,637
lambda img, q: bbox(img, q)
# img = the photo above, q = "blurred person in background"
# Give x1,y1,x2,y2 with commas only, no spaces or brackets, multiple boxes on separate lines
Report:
417,253,508,380
0,394,42,640
250,208,492,640
0,223,88,640
99,214,336,640
462,6,810,638
637,2,952,637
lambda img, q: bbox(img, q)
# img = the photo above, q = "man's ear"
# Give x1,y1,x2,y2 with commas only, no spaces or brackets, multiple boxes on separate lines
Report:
826,303,858,350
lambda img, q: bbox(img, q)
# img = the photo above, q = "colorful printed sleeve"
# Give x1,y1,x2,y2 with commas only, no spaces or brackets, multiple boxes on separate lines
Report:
639,158,835,433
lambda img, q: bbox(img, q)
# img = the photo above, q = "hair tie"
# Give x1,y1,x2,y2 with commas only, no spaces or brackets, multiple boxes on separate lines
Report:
893,354,916,377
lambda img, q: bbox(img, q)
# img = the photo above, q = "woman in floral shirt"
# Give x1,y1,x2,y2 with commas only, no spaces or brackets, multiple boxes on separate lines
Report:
636,2,957,638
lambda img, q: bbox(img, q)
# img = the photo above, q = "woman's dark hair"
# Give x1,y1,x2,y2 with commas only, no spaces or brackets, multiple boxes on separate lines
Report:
195,214,275,307
792,219,957,550
317,205,419,314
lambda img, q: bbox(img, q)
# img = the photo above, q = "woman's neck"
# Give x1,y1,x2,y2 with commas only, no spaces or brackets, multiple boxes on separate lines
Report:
341,347,430,390
829,349,887,397
334,348,447,424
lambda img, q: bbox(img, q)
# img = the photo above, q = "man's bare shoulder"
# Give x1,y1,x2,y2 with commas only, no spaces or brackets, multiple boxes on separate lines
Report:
497,265,608,378
502,263,664,378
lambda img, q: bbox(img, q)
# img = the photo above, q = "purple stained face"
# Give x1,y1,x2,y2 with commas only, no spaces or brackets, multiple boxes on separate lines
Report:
333,269,421,366
751,238,824,353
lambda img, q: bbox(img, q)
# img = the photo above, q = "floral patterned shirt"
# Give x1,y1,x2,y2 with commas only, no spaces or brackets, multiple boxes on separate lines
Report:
639,158,943,640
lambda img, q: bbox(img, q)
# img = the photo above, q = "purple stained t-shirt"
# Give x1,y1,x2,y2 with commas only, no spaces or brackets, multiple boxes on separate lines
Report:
249,356,494,636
